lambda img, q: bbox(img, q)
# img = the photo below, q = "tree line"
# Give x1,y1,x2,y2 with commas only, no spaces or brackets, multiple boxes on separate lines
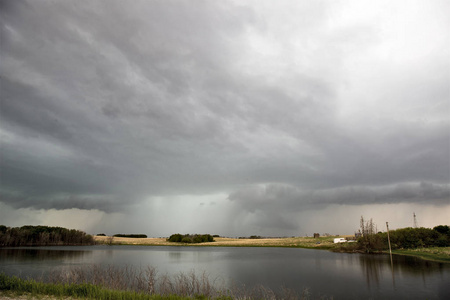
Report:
353,217,450,253
0,225,95,246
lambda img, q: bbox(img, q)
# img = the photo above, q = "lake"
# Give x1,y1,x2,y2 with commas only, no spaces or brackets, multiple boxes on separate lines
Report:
0,245,449,299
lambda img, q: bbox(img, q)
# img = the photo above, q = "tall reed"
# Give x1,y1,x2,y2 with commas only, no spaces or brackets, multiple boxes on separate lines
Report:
1,265,322,299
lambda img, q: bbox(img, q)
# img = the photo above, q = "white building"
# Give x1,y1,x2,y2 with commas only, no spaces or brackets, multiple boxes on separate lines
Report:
333,238,347,243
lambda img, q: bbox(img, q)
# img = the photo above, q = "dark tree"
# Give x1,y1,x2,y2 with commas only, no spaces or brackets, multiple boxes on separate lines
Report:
0,225,95,247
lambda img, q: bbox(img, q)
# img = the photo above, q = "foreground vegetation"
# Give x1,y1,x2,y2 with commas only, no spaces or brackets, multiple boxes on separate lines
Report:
0,225,95,247
0,273,196,300
0,266,313,300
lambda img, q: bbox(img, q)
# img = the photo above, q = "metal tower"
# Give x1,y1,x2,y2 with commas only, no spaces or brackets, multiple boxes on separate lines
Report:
413,212,418,228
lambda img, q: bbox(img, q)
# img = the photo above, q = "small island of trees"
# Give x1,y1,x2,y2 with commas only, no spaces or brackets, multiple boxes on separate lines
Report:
113,234,147,238
0,225,95,247
167,233,214,243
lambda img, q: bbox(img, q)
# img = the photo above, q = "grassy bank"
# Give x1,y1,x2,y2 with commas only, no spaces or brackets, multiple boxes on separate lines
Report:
94,235,344,249
0,274,201,300
333,242,450,263
389,247,450,263
0,267,313,300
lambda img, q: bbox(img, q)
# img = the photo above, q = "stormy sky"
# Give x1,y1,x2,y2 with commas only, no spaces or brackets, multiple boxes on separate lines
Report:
1,0,449,237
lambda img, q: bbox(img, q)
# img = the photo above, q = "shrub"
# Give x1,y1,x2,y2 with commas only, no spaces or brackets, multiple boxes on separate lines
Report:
435,235,450,247
357,232,385,253
388,227,440,249
167,234,215,244
433,225,450,235
181,237,192,243
167,234,183,242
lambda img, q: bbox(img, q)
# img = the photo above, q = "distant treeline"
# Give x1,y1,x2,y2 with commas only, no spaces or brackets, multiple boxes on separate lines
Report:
239,235,262,239
167,234,214,243
0,225,95,247
113,234,147,238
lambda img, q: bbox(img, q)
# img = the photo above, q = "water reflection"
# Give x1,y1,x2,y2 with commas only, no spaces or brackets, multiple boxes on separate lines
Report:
0,247,88,262
0,246,448,300
359,255,383,289
354,253,450,299
392,255,446,275
168,251,182,261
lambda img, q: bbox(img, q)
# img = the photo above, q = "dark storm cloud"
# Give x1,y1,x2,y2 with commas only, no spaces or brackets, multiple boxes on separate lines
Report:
0,0,449,226
0,0,260,211
229,181,450,212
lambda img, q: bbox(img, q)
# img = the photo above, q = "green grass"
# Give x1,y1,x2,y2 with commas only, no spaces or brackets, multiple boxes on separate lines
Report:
330,242,450,263
389,247,450,263
0,274,220,300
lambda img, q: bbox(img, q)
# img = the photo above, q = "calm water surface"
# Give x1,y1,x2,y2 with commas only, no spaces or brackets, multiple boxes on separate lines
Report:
0,245,449,299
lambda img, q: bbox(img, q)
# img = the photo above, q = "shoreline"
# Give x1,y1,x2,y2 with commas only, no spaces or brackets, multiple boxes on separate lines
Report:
93,235,340,249
93,236,450,263
388,248,450,263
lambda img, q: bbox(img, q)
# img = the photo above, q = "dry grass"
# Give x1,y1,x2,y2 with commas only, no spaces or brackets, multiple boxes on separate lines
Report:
0,291,61,300
95,236,174,246
94,235,350,249
0,291,76,300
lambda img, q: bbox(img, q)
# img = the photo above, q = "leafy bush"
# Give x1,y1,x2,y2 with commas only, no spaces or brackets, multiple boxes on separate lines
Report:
181,237,192,243
167,234,214,243
433,225,450,235
357,233,385,253
168,234,183,242
388,227,441,249
435,235,450,247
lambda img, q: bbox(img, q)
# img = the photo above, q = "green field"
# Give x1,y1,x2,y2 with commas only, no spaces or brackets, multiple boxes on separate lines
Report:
389,247,450,263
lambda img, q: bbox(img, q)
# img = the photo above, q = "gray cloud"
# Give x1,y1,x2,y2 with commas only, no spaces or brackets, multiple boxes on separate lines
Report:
229,182,450,211
0,1,449,234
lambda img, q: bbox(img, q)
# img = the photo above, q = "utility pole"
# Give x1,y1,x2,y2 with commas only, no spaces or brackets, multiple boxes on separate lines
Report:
413,212,418,228
386,222,393,269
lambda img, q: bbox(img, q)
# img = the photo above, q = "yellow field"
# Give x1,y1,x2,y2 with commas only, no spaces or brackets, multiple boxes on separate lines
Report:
93,235,350,249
